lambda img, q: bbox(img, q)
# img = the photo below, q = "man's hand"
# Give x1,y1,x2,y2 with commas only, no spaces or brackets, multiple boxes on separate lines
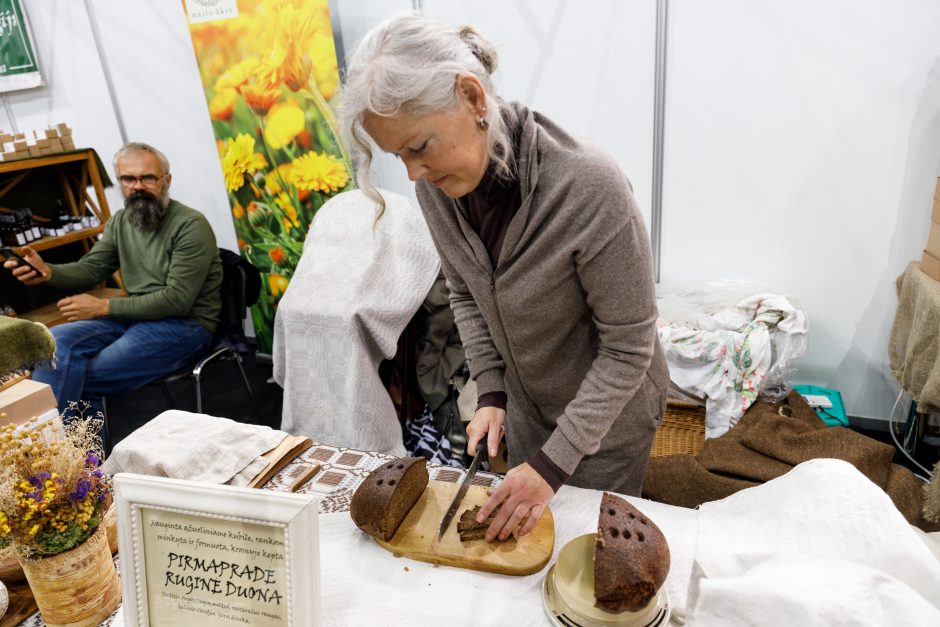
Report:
3,245,50,285
476,462,553,541
58,294,109,321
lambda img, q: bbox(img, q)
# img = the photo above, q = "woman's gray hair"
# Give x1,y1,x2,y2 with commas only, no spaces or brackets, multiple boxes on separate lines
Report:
341,14,517,216
112,142,171,175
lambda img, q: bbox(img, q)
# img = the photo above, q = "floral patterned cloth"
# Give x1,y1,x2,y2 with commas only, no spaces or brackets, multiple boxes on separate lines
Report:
657,293,808,438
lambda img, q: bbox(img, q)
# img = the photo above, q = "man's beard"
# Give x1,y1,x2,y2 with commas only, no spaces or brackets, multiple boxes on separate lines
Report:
124,189,170,232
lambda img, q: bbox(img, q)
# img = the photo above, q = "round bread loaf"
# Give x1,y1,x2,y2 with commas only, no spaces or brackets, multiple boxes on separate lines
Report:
593,492,670,613
350,456,428,541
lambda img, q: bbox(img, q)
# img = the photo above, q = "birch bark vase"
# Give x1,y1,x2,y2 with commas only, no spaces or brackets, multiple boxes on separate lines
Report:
18,523,121,626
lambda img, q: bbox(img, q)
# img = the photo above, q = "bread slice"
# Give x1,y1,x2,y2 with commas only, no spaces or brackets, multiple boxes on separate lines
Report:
456,505,502,542
350,457,428,541
593,492,670,613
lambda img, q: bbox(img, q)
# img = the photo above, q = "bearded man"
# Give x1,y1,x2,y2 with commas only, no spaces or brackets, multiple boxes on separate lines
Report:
2,142,222,415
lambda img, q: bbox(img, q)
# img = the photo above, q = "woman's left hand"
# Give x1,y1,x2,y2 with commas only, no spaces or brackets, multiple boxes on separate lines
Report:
476,462,553,542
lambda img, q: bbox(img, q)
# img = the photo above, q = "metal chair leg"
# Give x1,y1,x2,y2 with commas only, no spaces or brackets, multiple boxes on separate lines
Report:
194,372,203,414
232,352,262,423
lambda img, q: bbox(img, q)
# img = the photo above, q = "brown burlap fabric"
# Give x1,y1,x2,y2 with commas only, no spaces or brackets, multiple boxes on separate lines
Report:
643,391,940,531
889,261,940,413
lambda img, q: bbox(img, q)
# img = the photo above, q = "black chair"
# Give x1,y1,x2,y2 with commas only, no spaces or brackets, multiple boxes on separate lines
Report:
101,249,263,452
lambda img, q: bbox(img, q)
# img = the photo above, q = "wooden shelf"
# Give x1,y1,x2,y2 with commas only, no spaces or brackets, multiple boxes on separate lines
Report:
0,150,93,174
0,147,117,316
12,225,104,253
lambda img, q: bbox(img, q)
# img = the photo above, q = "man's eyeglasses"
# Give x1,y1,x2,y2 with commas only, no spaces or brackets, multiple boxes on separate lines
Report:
119,174,165,187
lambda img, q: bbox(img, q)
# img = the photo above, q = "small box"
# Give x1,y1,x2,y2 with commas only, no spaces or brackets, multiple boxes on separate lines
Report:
792,384,848,427
35,138,51,148
922,250,940,281
49,139,63,151
61,137,75,150
13,132,24,141
27,145,40,157
12,140,26,151
43,128,57,139
0,379,57,426
0,133,13,144
55,123,71,136
928,221,940,258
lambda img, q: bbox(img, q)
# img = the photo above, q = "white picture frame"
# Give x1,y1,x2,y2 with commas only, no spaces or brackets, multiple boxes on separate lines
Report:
114,473,320,627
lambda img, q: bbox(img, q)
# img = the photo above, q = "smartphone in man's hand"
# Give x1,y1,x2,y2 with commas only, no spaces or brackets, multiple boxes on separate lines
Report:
0,246,42,276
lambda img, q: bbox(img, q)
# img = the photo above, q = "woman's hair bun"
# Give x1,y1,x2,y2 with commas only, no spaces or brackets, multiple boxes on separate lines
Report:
457,25,498,74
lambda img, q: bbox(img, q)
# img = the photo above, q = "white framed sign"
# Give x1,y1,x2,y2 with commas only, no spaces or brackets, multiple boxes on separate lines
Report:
114,474,320,627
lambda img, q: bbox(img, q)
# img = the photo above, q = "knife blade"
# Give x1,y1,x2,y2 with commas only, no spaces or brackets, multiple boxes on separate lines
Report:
438,440,487,540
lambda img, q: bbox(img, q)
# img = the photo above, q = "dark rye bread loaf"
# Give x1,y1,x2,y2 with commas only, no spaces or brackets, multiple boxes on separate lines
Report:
594,492,670,613
350,457,428,541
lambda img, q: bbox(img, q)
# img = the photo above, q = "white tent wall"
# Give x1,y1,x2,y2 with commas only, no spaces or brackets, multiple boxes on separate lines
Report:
662,0,940,426
13,1,940,425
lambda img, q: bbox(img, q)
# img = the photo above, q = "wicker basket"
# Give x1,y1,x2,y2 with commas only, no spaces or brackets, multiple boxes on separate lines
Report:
18,522,121,627
651,402,706,458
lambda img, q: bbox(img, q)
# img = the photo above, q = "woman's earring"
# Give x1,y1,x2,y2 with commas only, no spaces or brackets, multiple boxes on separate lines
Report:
478,117,489,130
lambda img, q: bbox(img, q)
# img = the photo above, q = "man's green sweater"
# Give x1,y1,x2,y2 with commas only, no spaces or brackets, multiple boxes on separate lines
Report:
47,200,222,334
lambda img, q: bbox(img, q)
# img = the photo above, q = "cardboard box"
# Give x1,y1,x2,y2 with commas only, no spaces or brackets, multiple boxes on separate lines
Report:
43,128,57,139
932,195,940,223
61,137,75,150
928,221,940,259
922,250,940,281
49,139,63,151
0,379,57,426
55,123,71,136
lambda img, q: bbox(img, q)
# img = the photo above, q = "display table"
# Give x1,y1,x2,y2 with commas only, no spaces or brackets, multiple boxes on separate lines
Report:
11,443,940,625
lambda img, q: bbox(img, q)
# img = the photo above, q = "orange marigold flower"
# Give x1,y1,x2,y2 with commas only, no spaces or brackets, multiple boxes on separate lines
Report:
214,57,261,92
240,82,281,116
290,151,349,193
269,273,289,297
209,88,238,120
232,203,246,220
255,4,319,92
237,238,248,250
268,246,286,265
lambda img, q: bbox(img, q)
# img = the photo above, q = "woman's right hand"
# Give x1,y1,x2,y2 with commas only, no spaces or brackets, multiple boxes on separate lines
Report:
466,405,505,458
3,246,49,285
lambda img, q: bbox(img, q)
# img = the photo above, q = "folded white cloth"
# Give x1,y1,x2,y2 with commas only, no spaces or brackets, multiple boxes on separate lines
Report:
689,553,940,626
686,458,940,626
273,189,440,455
101,410,286,485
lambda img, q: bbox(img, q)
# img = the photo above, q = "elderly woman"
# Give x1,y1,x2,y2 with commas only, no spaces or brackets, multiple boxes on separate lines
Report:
342,15,668,542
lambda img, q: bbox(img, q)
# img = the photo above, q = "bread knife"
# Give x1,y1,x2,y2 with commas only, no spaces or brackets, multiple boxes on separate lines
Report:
438,440,487,541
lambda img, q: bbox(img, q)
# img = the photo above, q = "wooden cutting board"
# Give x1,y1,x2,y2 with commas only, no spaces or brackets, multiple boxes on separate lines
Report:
374,480,554,576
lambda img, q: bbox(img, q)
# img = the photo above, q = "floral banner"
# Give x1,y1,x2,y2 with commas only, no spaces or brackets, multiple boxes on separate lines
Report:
183,0,351,353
